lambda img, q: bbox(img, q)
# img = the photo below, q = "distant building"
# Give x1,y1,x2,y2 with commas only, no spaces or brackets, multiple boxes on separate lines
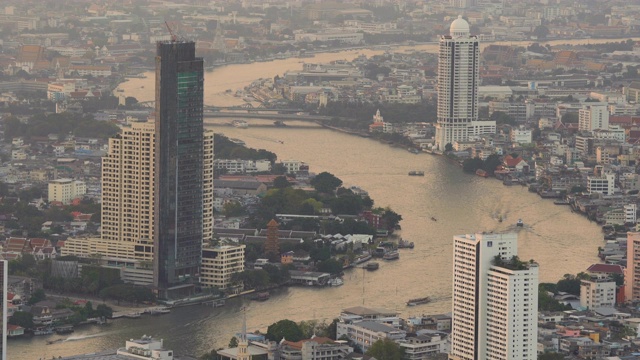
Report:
578,103,610,132
435,16,479,151
59,335,188,360
450,233,538,360
626,232,640,301
587,173,616,195
48,179,86,205
580,276,616,309
0,260,6,360
200,244,245,290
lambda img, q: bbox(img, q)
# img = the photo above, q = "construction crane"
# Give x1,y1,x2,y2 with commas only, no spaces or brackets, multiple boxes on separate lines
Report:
165,21,177,42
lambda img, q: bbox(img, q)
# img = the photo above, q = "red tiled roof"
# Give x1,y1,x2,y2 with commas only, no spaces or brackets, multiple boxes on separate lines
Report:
282,337,334,350
504,155,524,167
7,324,23,331
587,263,624,275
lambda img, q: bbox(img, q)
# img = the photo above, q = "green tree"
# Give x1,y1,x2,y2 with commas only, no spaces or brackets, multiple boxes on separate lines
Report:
538,353,565,360
444,143,453,152
316,259,343,274
229,336,239,348
381,208,402,231
266,319,304,342
200,349,222,360
273,176,291,189
366,338,404,360
463,157,484,173
223,201,245,217
9,311,34,329
28,288,46,305
556,274,581,295
96,304,113,319
482,154,502,175
311,172,343,193
490,111,516,125
533,25,549,39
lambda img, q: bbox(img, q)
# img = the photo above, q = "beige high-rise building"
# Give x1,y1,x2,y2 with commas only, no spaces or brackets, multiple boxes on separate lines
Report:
200,244,245,290
62,122,214,262
101,121,156,260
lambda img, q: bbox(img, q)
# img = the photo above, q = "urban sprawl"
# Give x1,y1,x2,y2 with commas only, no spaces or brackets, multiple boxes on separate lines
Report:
3,0,640,360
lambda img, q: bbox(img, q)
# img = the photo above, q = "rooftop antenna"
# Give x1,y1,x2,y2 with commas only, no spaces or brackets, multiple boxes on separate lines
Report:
165,21,177,42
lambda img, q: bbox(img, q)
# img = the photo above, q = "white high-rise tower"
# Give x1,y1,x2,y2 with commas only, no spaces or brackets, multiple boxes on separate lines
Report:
450,233,538,360
435,16,479,151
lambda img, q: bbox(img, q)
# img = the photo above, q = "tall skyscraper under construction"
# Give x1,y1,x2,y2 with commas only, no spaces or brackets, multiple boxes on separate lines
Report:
153,40,205,299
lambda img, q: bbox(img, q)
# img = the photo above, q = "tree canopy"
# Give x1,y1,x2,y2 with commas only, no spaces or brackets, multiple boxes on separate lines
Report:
311,172,343,193
365,338,404,360
266,319,304,342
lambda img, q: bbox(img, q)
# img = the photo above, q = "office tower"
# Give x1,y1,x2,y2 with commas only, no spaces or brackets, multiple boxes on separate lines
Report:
435,16,479,151
0,260,6,360
154,40,205,299
578,103,609,132
450,233,538,360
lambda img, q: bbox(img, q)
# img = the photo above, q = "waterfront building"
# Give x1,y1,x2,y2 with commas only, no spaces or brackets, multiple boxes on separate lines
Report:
279,338,352,360
200,244,245,290
626,232,640,301
153,40,205,299
59,335,185,360
64,125,213,265
450,233,538,360
435,16,480,151
336,321,406,353
587,172,616,196
47,178,86,205
0,260,6,360
400,333,450,359
580,275,616,309
579,103,610,132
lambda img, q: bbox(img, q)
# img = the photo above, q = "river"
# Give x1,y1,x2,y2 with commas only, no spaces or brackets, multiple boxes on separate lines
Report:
9,39,618,359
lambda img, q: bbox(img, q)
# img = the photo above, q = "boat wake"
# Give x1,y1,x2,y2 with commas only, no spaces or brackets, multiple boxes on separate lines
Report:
63,331,114,342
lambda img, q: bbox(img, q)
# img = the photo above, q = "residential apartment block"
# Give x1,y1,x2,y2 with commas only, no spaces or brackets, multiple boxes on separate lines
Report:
580,276,616,309
48,178,86,205
450,233,538,360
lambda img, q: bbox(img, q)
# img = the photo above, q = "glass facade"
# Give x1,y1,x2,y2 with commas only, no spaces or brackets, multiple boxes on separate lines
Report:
154,41,204,298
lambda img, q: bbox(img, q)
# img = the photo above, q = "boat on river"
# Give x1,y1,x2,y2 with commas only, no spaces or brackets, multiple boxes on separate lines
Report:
383,250,399,261
406,297,431,306
398,239,414,249
252,292,270,301
354,254,372,264
516,219,524,227
232,120,249,128
365,262,379,271
408,171,424,176
34,327,54,336
328,278,344,286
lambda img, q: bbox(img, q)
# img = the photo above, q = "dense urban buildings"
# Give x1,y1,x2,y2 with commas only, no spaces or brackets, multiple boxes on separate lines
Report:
0,260,5,360
153,40,205,299
435,16,480,152
450,233,538,360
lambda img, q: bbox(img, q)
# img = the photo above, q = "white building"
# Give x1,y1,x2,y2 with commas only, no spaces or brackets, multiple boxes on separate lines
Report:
468,121,496,138
578,103,610,132
60,335,176,360
580,276,617,309
399,333,449,359
626,204,637,224
200,244,245,290
587,173,616,196
214,159,271,174
280,160,307,174
435,16,479,151
294,31,363,44
336,321,406,353
450,233,538,360
511,127,533,145
48,178,86,204
593,125,625,142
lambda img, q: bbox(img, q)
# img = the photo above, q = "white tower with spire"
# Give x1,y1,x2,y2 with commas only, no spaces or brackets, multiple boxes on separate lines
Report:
434,15,479,151
236,307,250,360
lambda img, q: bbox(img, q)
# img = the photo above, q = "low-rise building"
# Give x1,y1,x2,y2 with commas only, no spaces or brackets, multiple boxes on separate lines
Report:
48,178,86,205
336,321,406,353
200,244,245,290
580,276,617,309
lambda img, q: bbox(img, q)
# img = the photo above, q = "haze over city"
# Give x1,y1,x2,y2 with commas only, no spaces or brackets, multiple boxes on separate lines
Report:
0,0,640,359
